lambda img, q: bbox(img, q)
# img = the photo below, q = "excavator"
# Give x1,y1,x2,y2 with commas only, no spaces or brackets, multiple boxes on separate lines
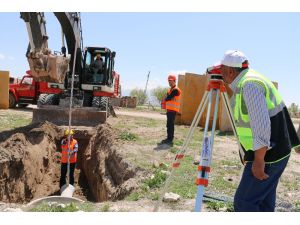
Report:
20,12,120,125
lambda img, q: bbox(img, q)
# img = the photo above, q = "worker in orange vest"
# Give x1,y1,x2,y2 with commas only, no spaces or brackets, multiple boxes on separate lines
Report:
158,75,181,147
60,129,78,189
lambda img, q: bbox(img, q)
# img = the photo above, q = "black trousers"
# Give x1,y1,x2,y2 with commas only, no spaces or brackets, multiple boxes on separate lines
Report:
166,111,176,141
60,163,76,188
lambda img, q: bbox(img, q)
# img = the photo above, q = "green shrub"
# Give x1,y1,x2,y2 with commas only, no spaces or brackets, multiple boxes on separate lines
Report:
144,170,167,188
206,201,234,212
120,131,138,141
29,202,78,212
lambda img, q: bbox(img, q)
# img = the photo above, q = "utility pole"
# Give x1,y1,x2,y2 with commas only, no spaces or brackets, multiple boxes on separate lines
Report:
144,71,150,95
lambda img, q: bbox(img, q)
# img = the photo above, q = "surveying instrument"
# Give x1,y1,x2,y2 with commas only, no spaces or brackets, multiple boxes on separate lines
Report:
153,65,244,212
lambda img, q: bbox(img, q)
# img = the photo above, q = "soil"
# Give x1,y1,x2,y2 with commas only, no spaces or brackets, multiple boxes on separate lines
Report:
0,117,137,204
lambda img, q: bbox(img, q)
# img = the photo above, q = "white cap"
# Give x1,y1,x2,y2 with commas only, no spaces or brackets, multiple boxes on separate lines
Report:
220,50,248,68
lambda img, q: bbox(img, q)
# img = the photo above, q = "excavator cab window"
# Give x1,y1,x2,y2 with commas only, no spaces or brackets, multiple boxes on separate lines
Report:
82,48,114,86
82,50,102,84
85,51,92,67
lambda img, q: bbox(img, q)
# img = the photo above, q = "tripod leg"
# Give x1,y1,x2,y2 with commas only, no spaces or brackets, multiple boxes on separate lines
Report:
209,89,220,154
220,92,245,163
153,90,210,212
194,89,220,212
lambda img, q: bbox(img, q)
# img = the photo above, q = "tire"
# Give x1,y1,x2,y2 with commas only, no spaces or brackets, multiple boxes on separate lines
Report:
92,96,110,117
99,97,108,111
9,92,17,108
37,94,48,107
92,96,101,108
45,94,60,105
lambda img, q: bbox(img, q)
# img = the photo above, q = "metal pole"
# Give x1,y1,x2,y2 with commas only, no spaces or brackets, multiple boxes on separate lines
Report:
66,39,78,187
194,88,220,211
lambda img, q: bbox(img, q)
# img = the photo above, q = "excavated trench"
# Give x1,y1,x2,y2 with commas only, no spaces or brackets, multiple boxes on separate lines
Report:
0,121,137,203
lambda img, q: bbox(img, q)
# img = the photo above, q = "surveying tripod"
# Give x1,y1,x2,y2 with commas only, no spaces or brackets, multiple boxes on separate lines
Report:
153,66,245,212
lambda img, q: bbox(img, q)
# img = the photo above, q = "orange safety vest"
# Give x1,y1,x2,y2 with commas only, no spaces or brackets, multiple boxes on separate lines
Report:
166,86,181,112
61,138,78,163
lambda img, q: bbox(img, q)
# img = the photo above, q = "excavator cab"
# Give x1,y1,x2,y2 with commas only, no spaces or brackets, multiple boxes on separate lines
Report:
82,47,115,86
80,47,118,110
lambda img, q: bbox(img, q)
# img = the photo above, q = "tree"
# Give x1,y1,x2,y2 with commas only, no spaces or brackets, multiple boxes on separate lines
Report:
288,103,299,116
130,88,147,105
151,86,169,103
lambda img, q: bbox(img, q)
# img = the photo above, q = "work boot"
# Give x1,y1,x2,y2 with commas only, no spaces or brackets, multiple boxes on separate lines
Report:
166,141,173,147
164,139,174,147
157,139,169,145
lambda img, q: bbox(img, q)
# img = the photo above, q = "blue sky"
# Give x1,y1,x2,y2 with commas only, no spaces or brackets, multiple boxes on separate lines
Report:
0,12,300,106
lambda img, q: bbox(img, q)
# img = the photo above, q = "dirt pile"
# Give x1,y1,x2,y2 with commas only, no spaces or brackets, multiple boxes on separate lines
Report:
0,122,61,203
0,121,137,203
82,125,137,201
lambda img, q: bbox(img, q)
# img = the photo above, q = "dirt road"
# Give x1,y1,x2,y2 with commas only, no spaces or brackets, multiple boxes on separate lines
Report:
115,109,166,120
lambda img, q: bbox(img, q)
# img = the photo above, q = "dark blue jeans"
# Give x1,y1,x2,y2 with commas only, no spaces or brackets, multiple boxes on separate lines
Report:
234,156,289,212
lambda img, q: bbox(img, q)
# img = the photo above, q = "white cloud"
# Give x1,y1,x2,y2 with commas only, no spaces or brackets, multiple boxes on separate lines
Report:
0,54,5,60
8,56,15,60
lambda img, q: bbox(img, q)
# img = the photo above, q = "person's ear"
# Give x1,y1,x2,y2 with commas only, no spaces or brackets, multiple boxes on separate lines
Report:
229,67,236,79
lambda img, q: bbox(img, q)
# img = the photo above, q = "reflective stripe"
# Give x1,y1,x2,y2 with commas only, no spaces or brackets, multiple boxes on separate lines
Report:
265,153,290,164
236,118,251,128
166,102,180,107
269,101,285,117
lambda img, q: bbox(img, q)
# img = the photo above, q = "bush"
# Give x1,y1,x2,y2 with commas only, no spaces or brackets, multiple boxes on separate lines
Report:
144,170,167,188
120,131,138,141
130,88,147,105
151,86,169,103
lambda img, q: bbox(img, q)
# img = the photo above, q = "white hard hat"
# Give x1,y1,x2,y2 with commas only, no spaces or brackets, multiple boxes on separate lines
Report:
220,50,248,68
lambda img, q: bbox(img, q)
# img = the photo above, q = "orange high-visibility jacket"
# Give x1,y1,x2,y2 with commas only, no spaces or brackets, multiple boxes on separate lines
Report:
61,138,78,163
166,87,181,112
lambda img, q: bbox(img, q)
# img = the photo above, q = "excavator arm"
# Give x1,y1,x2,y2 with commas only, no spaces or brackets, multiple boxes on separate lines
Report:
20,12,83,83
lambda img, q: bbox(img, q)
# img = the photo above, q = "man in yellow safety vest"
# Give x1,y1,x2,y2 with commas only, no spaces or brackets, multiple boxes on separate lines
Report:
219,50,300,211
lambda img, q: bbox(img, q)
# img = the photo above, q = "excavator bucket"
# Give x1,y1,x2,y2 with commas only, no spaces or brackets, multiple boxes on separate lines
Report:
32,105,107,126
28,50,70,83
